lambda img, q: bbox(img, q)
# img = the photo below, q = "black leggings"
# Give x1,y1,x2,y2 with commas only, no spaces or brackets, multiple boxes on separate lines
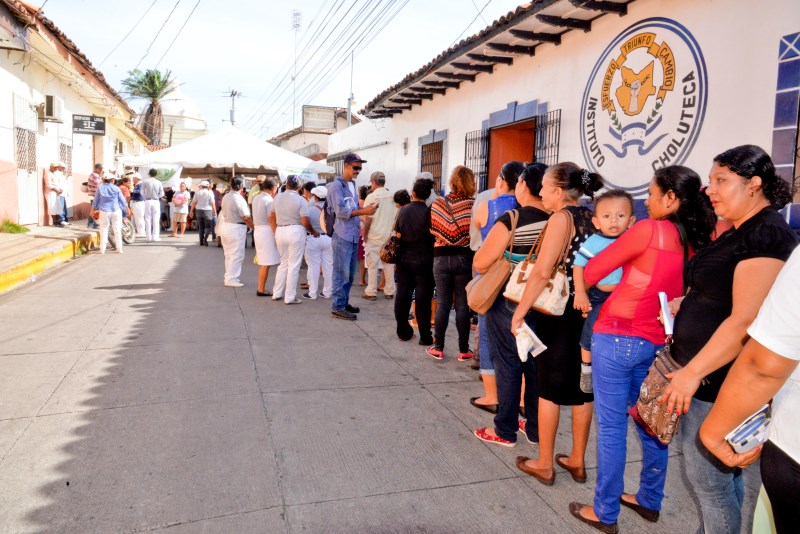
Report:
394,260,434,343
761,439,800,534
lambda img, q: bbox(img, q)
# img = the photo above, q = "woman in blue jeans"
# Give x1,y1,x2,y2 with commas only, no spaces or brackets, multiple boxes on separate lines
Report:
570,166,716,533
427,166,476,360
470,161,523,413
472,163,548,447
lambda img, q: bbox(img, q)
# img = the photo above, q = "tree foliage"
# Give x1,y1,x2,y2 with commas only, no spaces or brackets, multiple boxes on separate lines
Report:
121,69,177,146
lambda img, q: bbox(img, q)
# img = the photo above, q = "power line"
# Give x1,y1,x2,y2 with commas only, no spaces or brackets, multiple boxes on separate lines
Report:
99,0,159,66
450,0,492,47
155,0,202,68
133,0,182,71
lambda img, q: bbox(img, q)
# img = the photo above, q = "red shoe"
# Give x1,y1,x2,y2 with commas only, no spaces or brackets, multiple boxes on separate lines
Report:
458,350,475,362
473,427,516,447
426,346,444,360
518,420,537,444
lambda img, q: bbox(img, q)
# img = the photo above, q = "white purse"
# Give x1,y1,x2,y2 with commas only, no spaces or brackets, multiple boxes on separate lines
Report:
503,211,574,316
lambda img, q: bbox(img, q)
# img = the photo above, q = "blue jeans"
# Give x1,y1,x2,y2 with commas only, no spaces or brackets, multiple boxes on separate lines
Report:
592,333,668,525
478,314,494,375
331,234,358,312
432,254,473,352
681,397,745,534
485,297,538,443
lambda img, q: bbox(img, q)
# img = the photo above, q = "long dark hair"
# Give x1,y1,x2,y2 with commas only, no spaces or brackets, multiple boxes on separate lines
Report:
653,165,716,250
713,145,792,209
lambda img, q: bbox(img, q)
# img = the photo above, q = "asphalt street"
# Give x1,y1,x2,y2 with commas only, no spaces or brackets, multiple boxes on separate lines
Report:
0,237,759,533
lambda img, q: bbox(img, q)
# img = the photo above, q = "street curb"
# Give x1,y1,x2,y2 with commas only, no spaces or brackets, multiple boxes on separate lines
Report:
0,232,98,296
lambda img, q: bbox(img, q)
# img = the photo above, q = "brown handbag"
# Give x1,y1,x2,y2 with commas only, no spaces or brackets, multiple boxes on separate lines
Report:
466,210,519,314
379,212,400,264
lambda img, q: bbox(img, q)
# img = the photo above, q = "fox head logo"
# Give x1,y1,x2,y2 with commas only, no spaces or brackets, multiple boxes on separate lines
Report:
616,61,657,116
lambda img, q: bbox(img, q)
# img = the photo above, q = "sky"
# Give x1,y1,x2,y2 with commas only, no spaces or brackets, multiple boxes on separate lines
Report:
43,0,526,139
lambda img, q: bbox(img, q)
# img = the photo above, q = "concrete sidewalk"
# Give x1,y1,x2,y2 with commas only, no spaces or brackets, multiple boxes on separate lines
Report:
0,220,100,296
0,236,759,533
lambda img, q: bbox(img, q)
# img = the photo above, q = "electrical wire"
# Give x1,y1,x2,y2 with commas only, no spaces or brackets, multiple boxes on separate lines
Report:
244,0,393,133
450,0,492,47
133,0,182,71
99,0,160,66
155,0,202,68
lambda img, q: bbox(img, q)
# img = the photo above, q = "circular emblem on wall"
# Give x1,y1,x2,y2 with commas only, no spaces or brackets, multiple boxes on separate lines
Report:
580,18,708,195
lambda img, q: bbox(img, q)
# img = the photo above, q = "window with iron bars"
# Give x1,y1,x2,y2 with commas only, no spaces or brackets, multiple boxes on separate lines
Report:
14,127,37,173
59,142,73,176
326,155,345,181
531,109,561,166
464,129,490,192
420,140,444,192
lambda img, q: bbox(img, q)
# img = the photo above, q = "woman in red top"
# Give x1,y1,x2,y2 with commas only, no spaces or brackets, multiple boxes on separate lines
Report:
568,166,715,534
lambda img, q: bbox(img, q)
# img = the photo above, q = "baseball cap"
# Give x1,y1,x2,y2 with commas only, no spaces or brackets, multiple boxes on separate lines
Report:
343,153,367,165
311,185,328,199
200,180,209,187
415,171,433,180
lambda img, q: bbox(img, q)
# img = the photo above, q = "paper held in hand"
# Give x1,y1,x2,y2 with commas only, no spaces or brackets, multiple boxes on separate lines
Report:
659,292,674,336
515,322,547,362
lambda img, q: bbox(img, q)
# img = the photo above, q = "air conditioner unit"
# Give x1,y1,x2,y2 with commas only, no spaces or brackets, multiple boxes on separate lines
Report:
39,95,64,122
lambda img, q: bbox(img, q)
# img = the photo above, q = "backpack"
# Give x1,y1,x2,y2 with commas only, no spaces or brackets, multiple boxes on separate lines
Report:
320,183,336,237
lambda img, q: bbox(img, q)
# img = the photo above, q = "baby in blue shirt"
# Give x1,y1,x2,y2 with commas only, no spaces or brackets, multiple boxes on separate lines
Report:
573,190,636,393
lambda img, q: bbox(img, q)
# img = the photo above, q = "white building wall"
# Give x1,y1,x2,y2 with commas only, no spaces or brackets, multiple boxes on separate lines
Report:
329,0,799,196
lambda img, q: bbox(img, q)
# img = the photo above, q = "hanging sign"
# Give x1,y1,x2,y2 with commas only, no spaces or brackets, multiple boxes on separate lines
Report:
72,115,106,135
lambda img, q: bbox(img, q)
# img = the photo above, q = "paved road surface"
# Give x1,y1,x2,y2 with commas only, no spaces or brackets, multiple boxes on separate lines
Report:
0,238,758,532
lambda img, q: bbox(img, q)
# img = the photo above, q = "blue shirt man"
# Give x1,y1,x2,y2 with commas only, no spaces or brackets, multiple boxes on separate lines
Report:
328,153,377,320
92,181,128,214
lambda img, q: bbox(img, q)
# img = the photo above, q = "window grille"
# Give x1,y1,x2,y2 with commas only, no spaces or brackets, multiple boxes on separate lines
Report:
326,154,345,180
14,127,37,173
532,109,561,166
420,140,444,192
464,129,490,192
59,142,73,176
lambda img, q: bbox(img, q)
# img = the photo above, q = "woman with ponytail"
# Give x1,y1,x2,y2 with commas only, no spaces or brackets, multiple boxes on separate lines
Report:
506,162,602,485
660,145,797,534
568,165,716,533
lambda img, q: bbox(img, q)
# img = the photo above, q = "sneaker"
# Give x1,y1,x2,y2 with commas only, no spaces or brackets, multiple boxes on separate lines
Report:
302,292,316,300
426,346,444,360
345,304,360,314
224,280,244,288
285,298,302,305
331,309,357,321
518,420,538,444
473,427,515,448
458,350,475,362
362,293,377,301
320,293,331,299
384,294,394,299
271,295,283,301
580,365,593,394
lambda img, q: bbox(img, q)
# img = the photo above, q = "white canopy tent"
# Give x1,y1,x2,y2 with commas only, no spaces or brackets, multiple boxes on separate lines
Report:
122,125,335,182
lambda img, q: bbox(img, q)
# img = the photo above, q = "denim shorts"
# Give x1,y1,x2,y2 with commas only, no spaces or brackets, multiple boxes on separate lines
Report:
580,287,610,351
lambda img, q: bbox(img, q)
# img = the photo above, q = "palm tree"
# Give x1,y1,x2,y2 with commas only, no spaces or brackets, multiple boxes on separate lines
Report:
121,69,177,146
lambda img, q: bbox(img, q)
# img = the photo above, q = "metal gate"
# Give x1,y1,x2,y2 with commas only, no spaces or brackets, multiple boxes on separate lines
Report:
532,109,561,166
420,140,444,192
464,128,490,192
15,127,38,224
59,142,74,217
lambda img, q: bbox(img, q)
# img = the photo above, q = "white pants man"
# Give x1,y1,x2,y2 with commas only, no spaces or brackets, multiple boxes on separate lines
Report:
272,225,306,303
364,238,395,297
144,199,161,242
131,200,146,237
98,209,123,254
304,233,332,299
220,221,247,286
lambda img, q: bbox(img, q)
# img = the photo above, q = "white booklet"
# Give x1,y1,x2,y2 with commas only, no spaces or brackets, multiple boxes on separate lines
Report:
515,322,547,362
659,292,674,336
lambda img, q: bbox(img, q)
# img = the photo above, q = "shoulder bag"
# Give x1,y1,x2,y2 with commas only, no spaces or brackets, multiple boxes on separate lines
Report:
629,222,704,445
466,210,519,314
379,211,401,264
503,209,574,316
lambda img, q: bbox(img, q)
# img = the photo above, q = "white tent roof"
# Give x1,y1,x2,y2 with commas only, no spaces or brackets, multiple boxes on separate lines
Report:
123,124,335,175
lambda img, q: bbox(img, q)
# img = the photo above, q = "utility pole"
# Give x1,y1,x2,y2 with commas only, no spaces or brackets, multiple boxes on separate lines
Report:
347,50,354,127
291,10,301,128
227,89,243,126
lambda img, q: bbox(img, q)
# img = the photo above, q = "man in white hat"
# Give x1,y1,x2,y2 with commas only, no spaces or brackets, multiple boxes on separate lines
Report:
190,180,217,246
303,185,333,300
415,171,439,207
129,172,146,237
45,162,66,227
362,171,397,300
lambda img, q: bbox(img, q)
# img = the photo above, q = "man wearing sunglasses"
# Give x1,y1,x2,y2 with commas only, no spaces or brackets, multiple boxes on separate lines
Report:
327,153,377,320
